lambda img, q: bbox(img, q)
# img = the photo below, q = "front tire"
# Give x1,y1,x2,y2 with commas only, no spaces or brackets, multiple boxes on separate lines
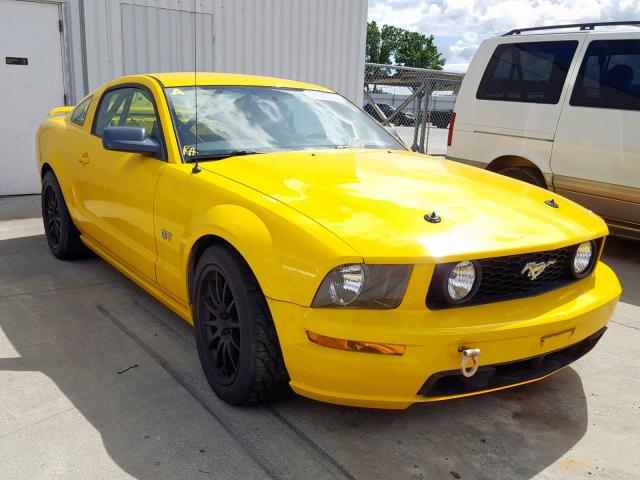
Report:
193,244,289,405
41,171,87,260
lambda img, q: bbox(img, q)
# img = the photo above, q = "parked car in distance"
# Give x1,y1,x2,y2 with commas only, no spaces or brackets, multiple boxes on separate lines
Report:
429,91,457,128
37,72,620,409
447,21,640,240
364,102,416,126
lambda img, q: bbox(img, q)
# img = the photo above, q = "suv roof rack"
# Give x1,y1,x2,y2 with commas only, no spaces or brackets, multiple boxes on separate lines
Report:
503,21,640,36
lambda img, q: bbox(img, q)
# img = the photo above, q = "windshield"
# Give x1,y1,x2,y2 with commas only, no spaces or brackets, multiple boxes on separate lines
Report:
164,86,404,161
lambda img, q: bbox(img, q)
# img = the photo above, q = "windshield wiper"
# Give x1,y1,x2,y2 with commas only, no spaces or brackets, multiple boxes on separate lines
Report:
187,150,264,162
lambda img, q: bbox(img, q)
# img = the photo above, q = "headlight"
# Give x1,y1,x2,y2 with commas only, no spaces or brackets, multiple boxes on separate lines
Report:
328,264,365,306
312,264,412,309
572,241,595,278
428,260,481,307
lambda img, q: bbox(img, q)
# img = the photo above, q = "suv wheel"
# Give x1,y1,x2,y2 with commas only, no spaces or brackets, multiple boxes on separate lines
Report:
497,166,546,188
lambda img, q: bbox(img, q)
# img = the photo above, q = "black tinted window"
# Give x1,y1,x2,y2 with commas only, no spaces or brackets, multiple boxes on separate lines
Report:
477,41,578,104
570,40,640,111
70,96,92,126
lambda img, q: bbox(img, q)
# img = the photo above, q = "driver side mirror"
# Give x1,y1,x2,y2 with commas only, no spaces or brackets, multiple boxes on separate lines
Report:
102,127,160,157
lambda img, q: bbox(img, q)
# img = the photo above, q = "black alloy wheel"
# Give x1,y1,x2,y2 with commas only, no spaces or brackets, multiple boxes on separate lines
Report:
43,183,62,249
193,244,290,405
200,266,242,385
41,171,87,259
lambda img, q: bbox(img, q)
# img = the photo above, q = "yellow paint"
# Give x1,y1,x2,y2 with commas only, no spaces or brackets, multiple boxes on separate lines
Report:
48,106,74,116
36,73,621,408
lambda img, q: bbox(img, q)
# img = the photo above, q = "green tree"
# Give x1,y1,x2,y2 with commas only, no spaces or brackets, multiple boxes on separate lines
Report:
378,24,404,65
366,21,381,63
365,21,445,70
395,31,445,70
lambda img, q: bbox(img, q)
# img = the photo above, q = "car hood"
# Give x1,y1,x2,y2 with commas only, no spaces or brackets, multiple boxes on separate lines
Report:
204,149,607,262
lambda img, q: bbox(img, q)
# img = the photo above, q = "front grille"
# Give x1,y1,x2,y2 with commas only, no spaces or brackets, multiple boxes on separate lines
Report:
426,240,600,309
418,327,606,397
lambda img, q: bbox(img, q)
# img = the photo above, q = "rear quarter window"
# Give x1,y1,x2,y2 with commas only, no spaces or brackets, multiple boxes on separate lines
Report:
476,41,578,104
570,40,640,111
70,95,92,126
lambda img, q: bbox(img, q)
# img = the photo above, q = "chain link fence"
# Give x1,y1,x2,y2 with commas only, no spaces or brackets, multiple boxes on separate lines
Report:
364,63,465,155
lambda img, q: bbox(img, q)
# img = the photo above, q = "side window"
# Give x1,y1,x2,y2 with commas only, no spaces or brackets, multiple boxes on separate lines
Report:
570,40,640,111
70,95,92,126
126,90,159,138
93,87,160,140
476,41,578,104
93,88,133,137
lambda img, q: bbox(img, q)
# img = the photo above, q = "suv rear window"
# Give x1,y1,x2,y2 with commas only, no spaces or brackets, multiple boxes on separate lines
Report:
476,41,578,104
570,40,640,111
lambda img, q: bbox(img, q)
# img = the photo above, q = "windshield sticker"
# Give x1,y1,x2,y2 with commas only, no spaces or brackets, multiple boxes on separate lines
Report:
171,88,186,96
182,145,198,156
303,90,340,102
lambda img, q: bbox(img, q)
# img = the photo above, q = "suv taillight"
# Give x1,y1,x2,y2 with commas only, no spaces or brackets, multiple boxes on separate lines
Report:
447,112,456,146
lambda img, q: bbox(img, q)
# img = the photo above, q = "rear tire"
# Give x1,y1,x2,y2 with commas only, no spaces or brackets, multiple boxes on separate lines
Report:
41,171,87,260
193,244,289,405
497,166,547,188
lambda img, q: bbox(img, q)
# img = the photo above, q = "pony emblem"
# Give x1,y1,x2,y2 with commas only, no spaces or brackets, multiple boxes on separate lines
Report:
521,260,556,280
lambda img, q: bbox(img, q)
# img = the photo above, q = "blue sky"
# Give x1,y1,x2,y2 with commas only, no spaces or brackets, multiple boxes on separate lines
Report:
367,0,640,72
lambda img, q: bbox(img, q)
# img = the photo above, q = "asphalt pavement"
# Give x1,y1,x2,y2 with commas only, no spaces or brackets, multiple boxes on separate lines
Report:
0,195,638,480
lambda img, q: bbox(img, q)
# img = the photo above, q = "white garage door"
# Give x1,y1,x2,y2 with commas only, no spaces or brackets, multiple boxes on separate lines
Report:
0,0,65,196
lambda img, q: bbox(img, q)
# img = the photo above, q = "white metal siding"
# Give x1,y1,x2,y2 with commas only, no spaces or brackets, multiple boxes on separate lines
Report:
213,0,367,102
121,4,214,74
77,0,366,103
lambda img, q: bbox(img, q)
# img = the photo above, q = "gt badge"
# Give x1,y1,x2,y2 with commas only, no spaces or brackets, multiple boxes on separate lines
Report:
161,229,172,242
521,260,556,280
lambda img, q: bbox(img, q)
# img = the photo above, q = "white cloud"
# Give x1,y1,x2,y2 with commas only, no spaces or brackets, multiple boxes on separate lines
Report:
368,0,640,71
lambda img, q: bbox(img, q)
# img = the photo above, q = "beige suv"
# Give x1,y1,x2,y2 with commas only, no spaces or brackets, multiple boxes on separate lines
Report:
447,21,640,240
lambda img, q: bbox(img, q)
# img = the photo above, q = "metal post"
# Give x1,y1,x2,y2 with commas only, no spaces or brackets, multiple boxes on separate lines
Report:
411,90,422,152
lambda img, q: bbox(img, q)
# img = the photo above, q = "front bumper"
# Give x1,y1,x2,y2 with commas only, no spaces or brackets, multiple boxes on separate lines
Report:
268,262,621,409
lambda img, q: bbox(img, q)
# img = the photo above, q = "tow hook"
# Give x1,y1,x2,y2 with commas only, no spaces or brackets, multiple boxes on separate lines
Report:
458,347,481,378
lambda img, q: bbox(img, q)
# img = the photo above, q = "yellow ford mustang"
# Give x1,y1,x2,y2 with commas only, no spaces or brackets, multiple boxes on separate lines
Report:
37,73,621,409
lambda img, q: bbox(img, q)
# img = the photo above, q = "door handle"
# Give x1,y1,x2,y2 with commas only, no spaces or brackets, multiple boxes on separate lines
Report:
78,152,90,165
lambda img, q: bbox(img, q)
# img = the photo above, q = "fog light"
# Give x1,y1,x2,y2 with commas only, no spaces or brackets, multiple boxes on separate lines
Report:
447,261,478,301
572,241,595,277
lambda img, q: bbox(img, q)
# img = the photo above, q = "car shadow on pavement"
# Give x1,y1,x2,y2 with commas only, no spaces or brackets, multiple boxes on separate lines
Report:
275,368,588,480
0,234,590,480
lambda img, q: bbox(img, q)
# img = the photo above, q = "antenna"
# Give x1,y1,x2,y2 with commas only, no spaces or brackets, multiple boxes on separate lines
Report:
192,0,201,174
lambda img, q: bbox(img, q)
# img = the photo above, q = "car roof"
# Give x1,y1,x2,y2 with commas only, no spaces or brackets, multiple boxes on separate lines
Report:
504,29,640,37
501,21,640,37
143,72,333,92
